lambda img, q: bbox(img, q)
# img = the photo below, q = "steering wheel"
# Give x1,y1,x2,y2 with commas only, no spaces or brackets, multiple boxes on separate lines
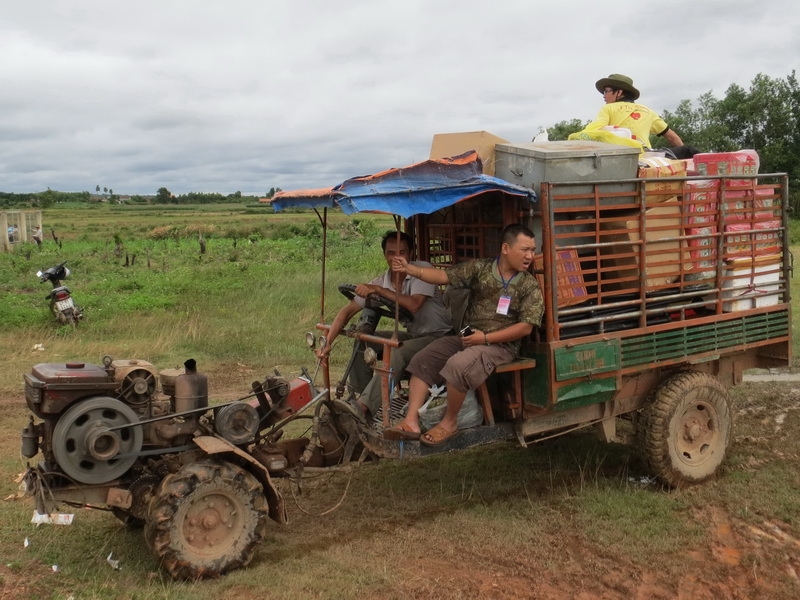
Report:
338,284,413,322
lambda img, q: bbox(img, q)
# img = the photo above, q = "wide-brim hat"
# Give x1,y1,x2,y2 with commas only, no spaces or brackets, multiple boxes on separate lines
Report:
595,74,640,101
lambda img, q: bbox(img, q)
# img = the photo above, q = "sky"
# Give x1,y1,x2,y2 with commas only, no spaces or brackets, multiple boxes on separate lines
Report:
1,0,798,197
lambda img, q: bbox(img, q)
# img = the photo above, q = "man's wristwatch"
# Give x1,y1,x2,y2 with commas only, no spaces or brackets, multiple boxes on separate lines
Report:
484,333,490,346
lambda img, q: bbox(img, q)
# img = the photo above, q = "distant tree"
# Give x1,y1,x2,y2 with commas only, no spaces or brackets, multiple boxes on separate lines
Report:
155,187,172,204
266,187,283,199
660,70,799,183
547,118,587,141
37,189,57,209
109,188,113,195
103,187,108,194
96,184,100,193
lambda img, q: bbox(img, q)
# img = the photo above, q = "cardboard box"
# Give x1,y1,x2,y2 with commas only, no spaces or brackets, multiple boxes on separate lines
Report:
722,254,782,312
685,179,719,226
429,131,508,176
694,150,759,187
533,249,588,307
723,213,781,259
637,158,687,198
599,197,689,290
686,225,717,274
719,188,776,221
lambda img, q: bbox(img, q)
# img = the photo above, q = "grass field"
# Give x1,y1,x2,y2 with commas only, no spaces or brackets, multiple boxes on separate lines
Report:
1,204,799,599
0,203,392,395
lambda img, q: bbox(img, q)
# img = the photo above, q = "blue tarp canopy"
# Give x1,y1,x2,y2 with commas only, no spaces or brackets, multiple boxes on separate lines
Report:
271,151,536,219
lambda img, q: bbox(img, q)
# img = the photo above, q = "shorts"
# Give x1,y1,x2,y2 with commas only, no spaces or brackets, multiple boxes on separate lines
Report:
406,335,514,394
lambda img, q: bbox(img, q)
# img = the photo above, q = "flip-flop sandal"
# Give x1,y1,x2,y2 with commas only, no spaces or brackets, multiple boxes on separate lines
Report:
383,423,420,441
419,424,458,447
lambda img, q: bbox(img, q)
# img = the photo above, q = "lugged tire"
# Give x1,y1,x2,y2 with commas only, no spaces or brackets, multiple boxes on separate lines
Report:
639,371,732,488
144,459,268,580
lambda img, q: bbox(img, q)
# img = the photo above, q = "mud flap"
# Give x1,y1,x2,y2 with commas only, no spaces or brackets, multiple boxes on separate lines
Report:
192,435,288,524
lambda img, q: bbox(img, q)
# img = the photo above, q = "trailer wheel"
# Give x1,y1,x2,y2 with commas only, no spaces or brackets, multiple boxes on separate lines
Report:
640,371,732,488
144,459,268,580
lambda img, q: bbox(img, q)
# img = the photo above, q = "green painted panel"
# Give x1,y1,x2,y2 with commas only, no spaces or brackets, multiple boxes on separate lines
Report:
619,310,789,368
555,377,617,410
554,340,619,381
523,350,550,408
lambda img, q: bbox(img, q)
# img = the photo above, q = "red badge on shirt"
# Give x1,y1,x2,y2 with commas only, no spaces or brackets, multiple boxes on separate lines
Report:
630,112,641,120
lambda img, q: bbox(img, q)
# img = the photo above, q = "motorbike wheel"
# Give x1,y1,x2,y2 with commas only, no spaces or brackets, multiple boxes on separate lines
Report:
144,459,268,580
63,309,78,328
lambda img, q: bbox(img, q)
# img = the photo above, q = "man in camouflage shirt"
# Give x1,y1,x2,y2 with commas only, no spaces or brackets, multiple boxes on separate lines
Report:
385,224,543,445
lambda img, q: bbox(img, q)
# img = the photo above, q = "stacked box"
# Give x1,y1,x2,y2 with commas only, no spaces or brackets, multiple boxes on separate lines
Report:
534,249,588,307
637,158,687,199
694,150,759,187
722,255,782,311
684,179,719,272
598,197,690,290
723,214,781,259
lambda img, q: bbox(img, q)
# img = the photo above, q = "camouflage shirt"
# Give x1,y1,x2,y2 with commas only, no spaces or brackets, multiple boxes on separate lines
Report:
446,257,544,355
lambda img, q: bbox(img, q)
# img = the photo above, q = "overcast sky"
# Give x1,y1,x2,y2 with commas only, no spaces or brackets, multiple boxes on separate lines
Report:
2,0,797,196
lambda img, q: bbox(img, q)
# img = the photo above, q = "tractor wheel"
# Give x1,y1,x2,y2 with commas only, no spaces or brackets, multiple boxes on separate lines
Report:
639,371,732,488
144,459,268,580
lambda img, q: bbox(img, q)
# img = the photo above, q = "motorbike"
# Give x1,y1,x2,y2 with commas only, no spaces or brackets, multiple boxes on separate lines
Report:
37,261,84,327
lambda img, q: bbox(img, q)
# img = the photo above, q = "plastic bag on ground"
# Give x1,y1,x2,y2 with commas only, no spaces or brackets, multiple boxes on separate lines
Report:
418,386,483,431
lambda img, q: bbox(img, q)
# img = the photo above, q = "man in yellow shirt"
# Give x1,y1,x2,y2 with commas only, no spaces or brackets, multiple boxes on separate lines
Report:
586,73,687,152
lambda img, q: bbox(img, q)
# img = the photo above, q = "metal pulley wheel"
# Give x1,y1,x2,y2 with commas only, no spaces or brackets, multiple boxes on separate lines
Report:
51,396,144,484
215,403,260,445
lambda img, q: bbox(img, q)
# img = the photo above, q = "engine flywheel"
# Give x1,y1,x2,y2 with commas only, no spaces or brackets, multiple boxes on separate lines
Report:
52,396,144,484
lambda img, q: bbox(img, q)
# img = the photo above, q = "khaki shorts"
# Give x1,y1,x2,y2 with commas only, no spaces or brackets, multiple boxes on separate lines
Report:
406,335,514,393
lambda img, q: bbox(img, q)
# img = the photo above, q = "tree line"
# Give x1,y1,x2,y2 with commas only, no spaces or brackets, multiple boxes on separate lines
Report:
153,188,272,204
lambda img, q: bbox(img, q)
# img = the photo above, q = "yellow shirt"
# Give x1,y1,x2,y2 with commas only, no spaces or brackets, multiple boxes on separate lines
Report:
585,102,669,148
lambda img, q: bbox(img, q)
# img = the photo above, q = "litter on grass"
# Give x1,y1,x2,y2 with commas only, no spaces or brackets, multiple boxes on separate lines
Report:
32,511,75,525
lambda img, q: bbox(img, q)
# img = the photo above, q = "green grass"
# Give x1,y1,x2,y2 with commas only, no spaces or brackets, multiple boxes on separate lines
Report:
0,206,392,395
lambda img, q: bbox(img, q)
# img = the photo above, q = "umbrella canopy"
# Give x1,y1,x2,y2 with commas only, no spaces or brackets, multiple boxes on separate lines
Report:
271,151,536,219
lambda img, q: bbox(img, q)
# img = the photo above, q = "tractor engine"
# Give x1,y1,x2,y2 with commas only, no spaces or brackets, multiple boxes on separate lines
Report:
22,356,211,486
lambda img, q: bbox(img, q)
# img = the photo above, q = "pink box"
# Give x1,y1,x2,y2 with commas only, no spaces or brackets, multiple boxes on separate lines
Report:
694,150,759,187
723,214,781,259
685,179,719,225
686,226,717,271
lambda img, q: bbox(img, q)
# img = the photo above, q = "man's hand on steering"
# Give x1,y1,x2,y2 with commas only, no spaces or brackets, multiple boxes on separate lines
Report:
354,283,381,298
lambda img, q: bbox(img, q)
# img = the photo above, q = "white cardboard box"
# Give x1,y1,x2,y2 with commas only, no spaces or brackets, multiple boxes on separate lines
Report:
722,255,782,312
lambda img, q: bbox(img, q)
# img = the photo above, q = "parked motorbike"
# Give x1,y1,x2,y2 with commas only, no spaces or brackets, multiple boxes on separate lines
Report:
37,261,84,327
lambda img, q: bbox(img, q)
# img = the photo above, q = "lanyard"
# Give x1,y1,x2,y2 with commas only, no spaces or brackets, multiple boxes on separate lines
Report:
496,258,518,292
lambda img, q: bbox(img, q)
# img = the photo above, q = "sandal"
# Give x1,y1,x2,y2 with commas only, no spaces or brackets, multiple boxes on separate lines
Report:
384,422,420,441
419,423,458,447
